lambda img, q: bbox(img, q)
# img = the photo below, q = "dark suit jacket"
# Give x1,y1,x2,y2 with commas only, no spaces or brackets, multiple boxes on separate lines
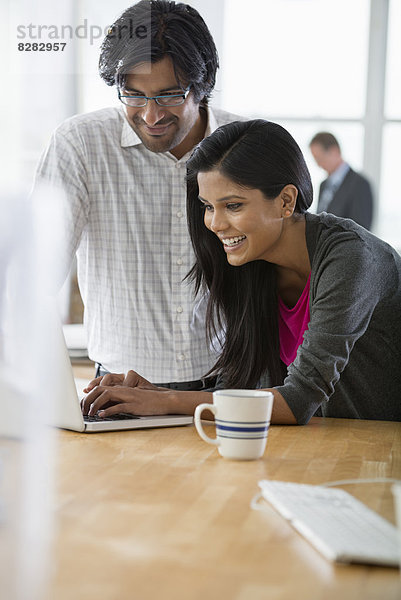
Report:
317,168,374,230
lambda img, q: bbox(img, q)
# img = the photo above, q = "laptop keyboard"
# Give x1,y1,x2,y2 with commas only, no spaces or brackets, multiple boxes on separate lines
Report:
84,413,140,422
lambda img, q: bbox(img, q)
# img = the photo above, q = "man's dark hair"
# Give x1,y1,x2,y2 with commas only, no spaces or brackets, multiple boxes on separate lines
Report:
310,132,341,152
186,120,313,389
99,0,219,104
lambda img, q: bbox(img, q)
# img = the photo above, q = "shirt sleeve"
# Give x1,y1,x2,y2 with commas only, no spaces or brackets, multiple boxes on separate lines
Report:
275,236,383,424
33,123,90,282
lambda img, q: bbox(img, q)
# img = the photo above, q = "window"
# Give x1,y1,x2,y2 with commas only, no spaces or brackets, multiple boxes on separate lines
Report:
385,0,401,119
219,0,401,250
221,0,369,119
376,0,401,248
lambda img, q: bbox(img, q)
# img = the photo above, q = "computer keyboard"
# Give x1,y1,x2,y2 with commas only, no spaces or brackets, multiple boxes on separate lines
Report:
257,480,400,566
84,413,140,422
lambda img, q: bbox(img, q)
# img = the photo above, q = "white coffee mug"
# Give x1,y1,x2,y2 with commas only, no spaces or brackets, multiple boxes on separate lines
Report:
194,389,274,460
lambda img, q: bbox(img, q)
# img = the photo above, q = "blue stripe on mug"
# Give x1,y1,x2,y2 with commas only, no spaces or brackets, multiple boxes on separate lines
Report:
216,424,268,433
218,434,268,440
215,421,270,440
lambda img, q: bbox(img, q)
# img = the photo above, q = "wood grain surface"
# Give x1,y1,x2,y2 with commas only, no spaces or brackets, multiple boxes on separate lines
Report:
1,362,400,600
45,377,401,600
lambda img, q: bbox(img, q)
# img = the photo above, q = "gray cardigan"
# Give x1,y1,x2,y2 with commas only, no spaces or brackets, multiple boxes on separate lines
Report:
274,212,401,423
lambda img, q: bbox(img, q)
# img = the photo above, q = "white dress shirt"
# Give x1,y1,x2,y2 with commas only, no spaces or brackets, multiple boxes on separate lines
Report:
319,161,350,212
34,105,241,381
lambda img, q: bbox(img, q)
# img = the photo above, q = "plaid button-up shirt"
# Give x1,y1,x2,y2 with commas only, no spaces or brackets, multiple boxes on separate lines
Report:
35,105,241,381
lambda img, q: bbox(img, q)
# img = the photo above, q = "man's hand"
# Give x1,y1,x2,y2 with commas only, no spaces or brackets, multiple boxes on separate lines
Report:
83,369,156,394
83,372,124,393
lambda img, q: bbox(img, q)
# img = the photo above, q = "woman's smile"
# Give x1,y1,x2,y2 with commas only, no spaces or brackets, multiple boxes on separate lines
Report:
221,234,247,251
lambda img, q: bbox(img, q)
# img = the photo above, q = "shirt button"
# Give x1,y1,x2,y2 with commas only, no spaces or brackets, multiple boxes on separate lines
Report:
176,211,183,218
176,258,183,265
176,306,183,313
178,353,186,361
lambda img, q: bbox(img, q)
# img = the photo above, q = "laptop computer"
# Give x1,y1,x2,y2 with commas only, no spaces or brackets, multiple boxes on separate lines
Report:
51,321,193,433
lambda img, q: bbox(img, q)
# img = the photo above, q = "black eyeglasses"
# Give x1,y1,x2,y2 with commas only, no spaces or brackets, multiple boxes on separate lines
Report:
118,87,191,107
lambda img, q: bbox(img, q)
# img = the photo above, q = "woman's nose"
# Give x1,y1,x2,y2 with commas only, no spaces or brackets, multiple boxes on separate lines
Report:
208,210,228,233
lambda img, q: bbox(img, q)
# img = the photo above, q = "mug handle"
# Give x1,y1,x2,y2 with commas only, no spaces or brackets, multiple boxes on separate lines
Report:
194,403,219,446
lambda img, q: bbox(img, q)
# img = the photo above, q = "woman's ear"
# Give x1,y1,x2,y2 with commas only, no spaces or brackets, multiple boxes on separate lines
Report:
280,184,298,218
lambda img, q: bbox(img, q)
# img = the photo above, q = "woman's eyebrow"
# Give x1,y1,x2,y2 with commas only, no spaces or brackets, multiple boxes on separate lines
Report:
198,194,246,203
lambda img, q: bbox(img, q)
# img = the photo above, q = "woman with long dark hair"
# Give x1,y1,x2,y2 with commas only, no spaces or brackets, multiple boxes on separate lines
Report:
82,120,401,424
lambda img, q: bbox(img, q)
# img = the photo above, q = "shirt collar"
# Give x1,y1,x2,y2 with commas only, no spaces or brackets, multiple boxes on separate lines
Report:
120,107,142,148
327,161,350,188
205,105,219,136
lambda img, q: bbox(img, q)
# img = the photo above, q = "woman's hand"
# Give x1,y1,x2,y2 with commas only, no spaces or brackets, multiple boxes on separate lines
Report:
81,384,173,418
81,369,173,418
80,369,212,419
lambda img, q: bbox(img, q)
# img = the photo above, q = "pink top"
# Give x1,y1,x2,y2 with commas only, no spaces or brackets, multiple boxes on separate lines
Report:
278,274,311,366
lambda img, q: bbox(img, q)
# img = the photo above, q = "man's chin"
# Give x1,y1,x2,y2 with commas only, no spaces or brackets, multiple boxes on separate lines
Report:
135,130,178,153
141,137,175,153
130,121,180,153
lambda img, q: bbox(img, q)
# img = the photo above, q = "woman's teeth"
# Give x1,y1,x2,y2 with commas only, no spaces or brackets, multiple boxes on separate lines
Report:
222,235,246,247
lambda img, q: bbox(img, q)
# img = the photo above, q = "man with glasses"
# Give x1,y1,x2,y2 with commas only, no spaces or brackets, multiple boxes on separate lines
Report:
34,0,241,391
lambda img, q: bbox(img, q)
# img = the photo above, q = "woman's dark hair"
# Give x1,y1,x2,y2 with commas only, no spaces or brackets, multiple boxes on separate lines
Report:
99,0,218,104
186,119,313,389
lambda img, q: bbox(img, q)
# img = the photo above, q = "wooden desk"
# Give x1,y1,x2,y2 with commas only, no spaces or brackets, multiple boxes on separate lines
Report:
42,414,400,600
70,359,95,380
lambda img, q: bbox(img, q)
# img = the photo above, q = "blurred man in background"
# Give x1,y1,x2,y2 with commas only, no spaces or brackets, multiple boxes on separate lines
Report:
309,132,374,230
